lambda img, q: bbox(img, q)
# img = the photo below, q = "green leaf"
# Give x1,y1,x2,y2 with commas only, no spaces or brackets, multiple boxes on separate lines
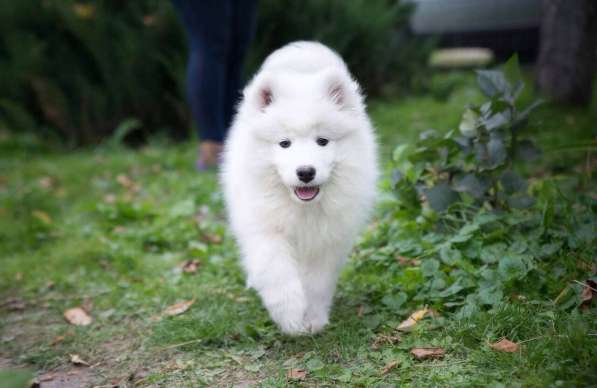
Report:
519,99,544,121
382,292,408,310
459,108,479,138
500,170,527,193
453,173,489,199
392,144,411,162
483,112,509,131
478,287,503,306
421,258,440,277
487,132,507,167
439,280,465,297
539,241,563,258
480,243,507,264
476,70,509,98
502,53,521,87
423,182,459,212
516,139,541,161
498,254,528,280
439,245,462,265
507,194,535,209
306,357,325,371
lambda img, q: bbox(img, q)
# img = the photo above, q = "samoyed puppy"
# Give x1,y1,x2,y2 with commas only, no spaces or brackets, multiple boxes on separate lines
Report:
221,41,378,335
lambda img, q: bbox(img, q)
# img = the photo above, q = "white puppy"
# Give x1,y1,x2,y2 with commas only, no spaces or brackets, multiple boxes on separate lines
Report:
221,41,378,335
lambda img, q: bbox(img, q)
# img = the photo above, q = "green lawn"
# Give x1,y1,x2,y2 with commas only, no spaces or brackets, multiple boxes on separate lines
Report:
1,73,596,387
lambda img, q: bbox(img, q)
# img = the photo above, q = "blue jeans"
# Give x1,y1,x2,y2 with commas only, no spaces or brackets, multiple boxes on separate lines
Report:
172,0,257,142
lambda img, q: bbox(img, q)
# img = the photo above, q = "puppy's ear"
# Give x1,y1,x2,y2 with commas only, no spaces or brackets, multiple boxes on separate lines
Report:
258,85,273,111
322,70,359,110
246,74,275,112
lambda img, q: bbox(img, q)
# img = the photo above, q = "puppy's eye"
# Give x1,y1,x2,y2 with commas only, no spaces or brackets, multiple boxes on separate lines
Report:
316,137,329,147
279,140,291,148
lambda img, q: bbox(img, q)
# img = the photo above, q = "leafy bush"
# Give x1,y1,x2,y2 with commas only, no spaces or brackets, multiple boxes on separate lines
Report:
249,0,433,96
0,0,432,144
357,57,596,316
0,0,187,144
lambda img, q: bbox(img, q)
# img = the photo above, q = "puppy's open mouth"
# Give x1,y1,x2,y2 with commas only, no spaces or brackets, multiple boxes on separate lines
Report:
294,186,319,201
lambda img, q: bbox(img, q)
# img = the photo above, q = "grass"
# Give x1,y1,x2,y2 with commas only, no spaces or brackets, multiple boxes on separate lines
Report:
1,72,596,387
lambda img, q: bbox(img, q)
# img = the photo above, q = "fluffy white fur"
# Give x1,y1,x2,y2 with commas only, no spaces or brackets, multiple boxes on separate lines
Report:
221,41,378,335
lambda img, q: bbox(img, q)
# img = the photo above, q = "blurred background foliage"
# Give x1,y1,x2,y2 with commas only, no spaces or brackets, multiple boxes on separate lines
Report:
0,0,431,145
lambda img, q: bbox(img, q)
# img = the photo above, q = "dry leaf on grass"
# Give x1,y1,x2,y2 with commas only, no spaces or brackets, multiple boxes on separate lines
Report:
410,347,445,360
381,360,399,375
116,174,139,192
371,334,401,350
64,307,92,326
397,307,429,332
163,299,195,316
39,176,54,189
181,259,201,274
203,233,223,244
50,335,66,346
286,368,307,380
489,338,519,353
69,354,90,366
396,255,421,266
32,210,52,224
580,279,596,306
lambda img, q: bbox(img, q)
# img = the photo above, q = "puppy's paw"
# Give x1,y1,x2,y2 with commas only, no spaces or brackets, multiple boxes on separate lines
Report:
260,281,309,335
304,310,329,334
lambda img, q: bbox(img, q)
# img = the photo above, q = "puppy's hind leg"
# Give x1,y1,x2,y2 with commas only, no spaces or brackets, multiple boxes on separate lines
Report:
243,236,308,335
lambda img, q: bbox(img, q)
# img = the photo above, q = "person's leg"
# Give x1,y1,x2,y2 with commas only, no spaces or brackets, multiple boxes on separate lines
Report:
223,0,258,129
172,0,231,167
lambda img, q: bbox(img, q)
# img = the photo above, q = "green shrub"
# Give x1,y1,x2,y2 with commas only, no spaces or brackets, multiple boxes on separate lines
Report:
357,57,596,315
0,0,432,144
249,0,433,96
0,0,187,144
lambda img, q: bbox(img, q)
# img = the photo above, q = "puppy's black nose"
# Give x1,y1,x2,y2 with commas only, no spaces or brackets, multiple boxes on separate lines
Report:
296,166,316,183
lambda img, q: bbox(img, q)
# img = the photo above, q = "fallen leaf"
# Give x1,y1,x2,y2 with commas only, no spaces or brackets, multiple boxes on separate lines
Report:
397,307,428,332
410,347,445,360
50,335,66,346
32,210,52,224
163,299,195,316
203,233,223,244
69,354,90,366
181,259,201,274
39,373,55,382
39,176,54,189
104,194,116,204
381,360,399,375
396,255,420,266
116,174,133,188
286,368,307,380
64,307,92,326
371,334,401,350
489,338,519,353
580,280,596,306
357,305,365,317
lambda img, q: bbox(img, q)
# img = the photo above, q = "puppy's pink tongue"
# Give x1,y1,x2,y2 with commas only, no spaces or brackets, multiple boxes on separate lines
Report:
295,187,319,200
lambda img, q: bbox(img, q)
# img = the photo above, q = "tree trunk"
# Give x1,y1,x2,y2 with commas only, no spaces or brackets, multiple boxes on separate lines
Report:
536,0,597,105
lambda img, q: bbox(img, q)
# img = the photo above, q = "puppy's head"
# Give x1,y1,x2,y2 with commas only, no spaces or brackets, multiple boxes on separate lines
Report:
242,69,363,204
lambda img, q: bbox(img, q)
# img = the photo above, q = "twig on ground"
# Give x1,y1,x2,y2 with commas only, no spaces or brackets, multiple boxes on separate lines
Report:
159,338,203,351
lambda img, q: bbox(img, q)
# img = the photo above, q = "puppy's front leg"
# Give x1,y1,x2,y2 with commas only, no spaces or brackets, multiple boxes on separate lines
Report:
243,237,308,335
303,258,342,333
